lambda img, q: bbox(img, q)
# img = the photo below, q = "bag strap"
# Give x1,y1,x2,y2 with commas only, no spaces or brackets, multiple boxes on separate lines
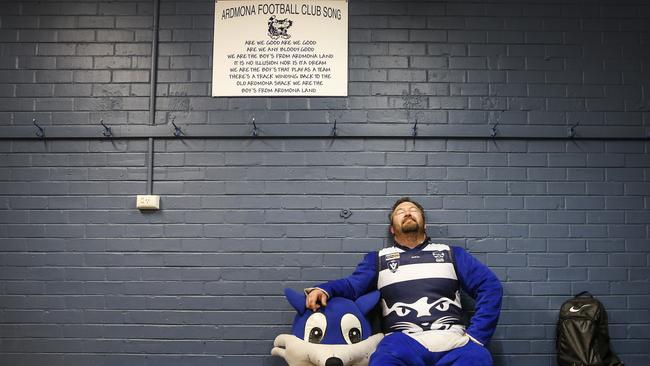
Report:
574,291,593,298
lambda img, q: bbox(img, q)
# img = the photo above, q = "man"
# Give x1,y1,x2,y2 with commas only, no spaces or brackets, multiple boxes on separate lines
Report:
305,197,503,365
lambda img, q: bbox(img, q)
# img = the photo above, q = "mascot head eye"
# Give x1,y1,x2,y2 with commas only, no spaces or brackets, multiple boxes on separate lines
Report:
341,313,363,344
435,302,449,311
395,306,412,316
304,312,327,344
309,327,324,343
433,298,452,312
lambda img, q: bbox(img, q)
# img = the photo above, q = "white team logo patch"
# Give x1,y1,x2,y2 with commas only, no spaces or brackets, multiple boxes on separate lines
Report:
432,251,445,263
388,260,399,273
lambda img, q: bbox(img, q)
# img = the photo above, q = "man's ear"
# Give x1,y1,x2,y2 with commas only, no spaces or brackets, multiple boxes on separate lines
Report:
284,288,307,315
389,225,395,235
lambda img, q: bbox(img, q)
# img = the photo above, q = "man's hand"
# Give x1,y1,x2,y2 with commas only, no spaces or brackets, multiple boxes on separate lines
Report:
305,288,328,311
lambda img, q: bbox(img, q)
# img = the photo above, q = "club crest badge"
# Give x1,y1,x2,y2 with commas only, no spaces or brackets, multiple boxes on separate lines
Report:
432,251,445,263
268,15,293,39
388,260,399,273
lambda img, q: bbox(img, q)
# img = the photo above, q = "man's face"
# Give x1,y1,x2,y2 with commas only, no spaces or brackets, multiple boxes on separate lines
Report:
390,201,425,236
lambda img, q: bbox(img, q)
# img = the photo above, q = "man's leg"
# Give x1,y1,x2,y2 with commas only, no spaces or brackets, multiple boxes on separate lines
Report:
369,332,430,366
435,340,492,366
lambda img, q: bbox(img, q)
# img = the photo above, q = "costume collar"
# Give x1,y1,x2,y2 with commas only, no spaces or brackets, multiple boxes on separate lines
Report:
393,236,431,251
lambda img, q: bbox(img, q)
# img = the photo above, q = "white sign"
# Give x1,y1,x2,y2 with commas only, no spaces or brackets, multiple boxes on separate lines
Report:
212,0,348,97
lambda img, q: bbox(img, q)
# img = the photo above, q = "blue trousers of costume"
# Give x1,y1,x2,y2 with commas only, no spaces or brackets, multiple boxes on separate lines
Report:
369,332,492,366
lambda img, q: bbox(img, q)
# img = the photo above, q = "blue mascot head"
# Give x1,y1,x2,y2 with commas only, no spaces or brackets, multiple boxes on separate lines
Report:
271,288,384,366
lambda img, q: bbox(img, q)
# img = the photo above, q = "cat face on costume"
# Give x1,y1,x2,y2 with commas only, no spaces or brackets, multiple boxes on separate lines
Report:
381,295,460,318
380,291,462,333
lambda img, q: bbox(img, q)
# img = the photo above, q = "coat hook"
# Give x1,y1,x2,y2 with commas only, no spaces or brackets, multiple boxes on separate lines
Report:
251,117,258,137
33,118,45,138
411,117,418,137
490,122,499,138
171,120,183,137
330,119,337,137
568,121,579,138
100,119,112,138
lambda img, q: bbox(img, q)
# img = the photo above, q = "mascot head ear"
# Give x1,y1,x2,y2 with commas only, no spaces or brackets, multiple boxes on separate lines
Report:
355,290,380,315
284,288,307,315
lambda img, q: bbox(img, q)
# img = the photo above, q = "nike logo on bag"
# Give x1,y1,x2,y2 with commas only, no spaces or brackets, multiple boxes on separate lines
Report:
569,304,591,312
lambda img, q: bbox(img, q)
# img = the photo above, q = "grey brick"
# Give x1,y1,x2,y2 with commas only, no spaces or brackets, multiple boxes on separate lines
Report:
588,268,628,281
507,239,546,252
448,110,486,123
469,181,507,194
529,254,568,267
344,182,386,195
565,197,605,210
533,282,572,295
487,253,527,267
548,182,586,195
99,2,137,15
443,196,484,209
371,29,408,42
487,223,528,238
387,69,427,82
488,167,526,181
586,211,624,224
451,83,489,96
485,197,524,209
427,153,468,166
508,153,547,167
77,43,114,56
428,69,466,82
387,181,427,194
609,253,647,267
78,16,115,28
447,223,487,237
548,211,586,224
428,181,468,194
530,224,569,237
568,253,608,266
528,168,566,181
508,210,546,224
349,43,388,56
113,70,150,83
608,225,646,238
73,70,111,83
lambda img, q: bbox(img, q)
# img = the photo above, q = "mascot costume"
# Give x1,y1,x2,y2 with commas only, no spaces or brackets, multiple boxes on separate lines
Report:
271,288,384,366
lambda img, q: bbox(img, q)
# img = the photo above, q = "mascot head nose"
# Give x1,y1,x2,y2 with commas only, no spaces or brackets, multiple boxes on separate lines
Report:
325,357,343,366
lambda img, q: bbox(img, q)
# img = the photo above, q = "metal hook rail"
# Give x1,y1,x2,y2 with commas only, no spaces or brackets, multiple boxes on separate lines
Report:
2,123,647,140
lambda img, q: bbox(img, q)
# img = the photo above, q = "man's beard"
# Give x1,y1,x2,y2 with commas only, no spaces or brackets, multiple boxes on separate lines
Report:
400,217,420,233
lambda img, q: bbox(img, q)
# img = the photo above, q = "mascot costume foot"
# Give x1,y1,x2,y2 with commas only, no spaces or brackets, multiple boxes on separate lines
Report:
271,288,384,366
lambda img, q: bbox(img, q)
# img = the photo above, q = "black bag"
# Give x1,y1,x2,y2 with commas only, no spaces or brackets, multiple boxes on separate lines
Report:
556,291,623,366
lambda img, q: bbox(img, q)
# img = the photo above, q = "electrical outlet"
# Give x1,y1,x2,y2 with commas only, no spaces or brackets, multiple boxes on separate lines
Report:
136,195,160,210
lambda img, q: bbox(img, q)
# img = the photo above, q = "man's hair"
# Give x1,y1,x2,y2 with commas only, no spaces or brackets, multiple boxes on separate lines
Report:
388,197,426,223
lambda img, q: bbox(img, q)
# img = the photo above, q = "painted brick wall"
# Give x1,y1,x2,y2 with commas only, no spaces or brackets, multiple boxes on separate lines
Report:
1,1,649,365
